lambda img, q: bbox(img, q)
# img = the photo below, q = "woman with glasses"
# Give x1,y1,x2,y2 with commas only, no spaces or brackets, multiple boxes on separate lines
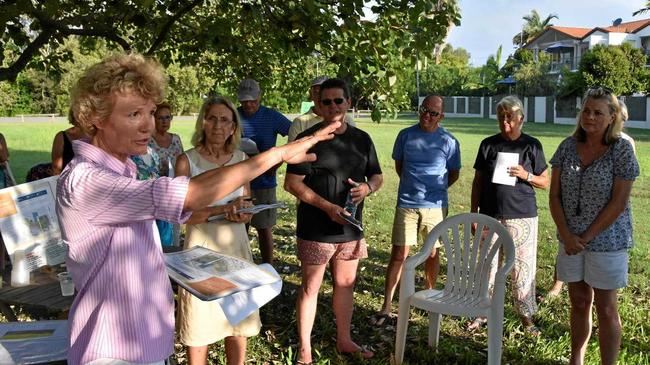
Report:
549,87,638,365
175,97,259,365
151,102,184,177
469,95,549,335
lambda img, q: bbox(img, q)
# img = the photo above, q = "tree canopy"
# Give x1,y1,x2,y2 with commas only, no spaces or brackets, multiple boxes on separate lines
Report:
558,43,649,96
1,0,461,120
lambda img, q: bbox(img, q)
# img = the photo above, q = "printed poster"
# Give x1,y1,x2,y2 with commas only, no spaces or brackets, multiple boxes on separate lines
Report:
0,176,67,270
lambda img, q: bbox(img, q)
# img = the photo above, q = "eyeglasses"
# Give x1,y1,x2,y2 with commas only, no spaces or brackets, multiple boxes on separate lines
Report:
419,106,441,118
156,116,172,122
204,116,234,127
321,98,345,106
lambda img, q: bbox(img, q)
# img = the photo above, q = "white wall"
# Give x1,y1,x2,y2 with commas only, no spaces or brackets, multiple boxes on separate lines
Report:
534,97,546,123
587,33,607,47
608,32,629,46
439,96,650,129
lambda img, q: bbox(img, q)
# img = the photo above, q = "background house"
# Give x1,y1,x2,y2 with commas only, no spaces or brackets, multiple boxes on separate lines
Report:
525,18,650,73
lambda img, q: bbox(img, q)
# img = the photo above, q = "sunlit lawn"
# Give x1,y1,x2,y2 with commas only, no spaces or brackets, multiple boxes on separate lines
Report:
1,116,649,364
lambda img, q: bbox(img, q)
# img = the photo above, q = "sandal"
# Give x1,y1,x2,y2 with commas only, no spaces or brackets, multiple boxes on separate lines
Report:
296,361,313,365
339,345,374,360
524,325,541,337
467,317,488,331
370,313,396,326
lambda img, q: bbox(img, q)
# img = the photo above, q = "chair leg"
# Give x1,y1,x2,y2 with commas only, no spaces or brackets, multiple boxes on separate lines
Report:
394,303,411,365
487,311,505,365
428,312,442,348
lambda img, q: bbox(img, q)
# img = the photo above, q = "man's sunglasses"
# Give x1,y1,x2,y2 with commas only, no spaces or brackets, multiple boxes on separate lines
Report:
321,98,345,106
419,106,441,118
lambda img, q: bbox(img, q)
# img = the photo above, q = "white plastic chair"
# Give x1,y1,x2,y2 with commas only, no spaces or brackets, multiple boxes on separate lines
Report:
394,213,515,365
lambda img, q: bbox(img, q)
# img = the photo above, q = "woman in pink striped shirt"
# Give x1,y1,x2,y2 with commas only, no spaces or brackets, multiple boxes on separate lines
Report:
57,53,339,365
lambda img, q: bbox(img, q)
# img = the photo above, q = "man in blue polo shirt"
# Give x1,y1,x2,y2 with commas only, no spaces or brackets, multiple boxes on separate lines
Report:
373,95,461,325
238,78,292,264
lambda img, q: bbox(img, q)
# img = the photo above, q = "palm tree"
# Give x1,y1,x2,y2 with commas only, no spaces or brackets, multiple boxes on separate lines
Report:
512,10,558,47
633,1,650,16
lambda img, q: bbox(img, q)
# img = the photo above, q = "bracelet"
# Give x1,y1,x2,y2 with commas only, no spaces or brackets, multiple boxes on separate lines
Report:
365,182,373,195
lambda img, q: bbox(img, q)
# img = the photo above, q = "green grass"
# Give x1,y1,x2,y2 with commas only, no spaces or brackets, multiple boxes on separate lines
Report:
1,117,649,364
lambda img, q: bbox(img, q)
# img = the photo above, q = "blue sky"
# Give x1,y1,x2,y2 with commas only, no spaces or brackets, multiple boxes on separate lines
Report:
446,0,647,66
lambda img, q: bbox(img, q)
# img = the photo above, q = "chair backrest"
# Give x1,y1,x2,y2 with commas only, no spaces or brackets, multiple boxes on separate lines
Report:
406,213,515,304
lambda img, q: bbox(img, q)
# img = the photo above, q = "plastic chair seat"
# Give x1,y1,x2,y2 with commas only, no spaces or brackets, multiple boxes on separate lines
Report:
410,289,491,318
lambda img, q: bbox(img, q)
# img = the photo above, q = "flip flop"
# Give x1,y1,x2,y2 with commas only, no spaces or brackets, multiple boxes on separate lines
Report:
524,325,541,337
295,361,313,365
339,345,374,360
467,317,488,331
370,313,396,326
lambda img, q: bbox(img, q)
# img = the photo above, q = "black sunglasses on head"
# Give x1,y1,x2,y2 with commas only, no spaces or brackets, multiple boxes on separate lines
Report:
321,98,345,106
419,106,441,118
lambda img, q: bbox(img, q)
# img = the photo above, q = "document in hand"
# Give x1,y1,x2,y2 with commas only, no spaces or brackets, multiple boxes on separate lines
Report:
207,202,286,222
164,246,283,325
491,152,519,186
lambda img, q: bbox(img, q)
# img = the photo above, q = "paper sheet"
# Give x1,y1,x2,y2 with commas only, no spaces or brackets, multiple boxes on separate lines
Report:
491,152,519,186
216,263,282,325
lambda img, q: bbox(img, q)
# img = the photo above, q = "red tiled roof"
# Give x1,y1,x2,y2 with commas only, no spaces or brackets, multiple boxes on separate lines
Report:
548,26,592,39
525,18,650,48
602,18,650,33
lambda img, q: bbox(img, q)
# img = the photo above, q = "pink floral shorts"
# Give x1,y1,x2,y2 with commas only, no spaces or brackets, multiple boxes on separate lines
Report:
297,238,368,265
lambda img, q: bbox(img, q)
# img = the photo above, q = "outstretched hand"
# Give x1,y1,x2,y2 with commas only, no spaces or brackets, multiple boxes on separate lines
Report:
280,122,341,164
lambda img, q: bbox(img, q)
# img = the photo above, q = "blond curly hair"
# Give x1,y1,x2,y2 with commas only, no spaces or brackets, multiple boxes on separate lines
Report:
70,53,167,136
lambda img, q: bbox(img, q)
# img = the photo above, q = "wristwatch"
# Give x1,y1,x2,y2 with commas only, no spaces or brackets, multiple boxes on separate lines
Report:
526,172,533,182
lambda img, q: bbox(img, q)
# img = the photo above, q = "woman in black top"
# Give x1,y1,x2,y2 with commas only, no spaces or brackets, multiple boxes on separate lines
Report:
469,95,549,334
51,109,87,175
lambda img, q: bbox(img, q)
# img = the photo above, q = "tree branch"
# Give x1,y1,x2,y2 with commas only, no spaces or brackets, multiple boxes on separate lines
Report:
0,28,53,82
63,27,131,50
35,13,131,50
145,0,203,55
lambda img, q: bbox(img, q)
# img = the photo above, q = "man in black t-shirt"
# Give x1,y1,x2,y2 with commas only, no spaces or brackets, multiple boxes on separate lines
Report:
285,78,383,363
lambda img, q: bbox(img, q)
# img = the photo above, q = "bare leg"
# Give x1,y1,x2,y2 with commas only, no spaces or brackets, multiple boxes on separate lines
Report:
187,345,208,365
296,262,327,364
256,227,274,264
548,263,564,297
378,245,409,314
593,288,621,365
332,258,373,359
568,281,594,365
224,336,247,365
424,248,440,289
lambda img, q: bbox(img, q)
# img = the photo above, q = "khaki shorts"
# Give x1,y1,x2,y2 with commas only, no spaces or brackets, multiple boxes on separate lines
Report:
297,238,368,265
556,243,628,290
391,207,448,248
250,188,277,229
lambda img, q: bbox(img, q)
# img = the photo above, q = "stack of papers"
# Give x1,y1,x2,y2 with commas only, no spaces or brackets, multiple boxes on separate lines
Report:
164,246,282,325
